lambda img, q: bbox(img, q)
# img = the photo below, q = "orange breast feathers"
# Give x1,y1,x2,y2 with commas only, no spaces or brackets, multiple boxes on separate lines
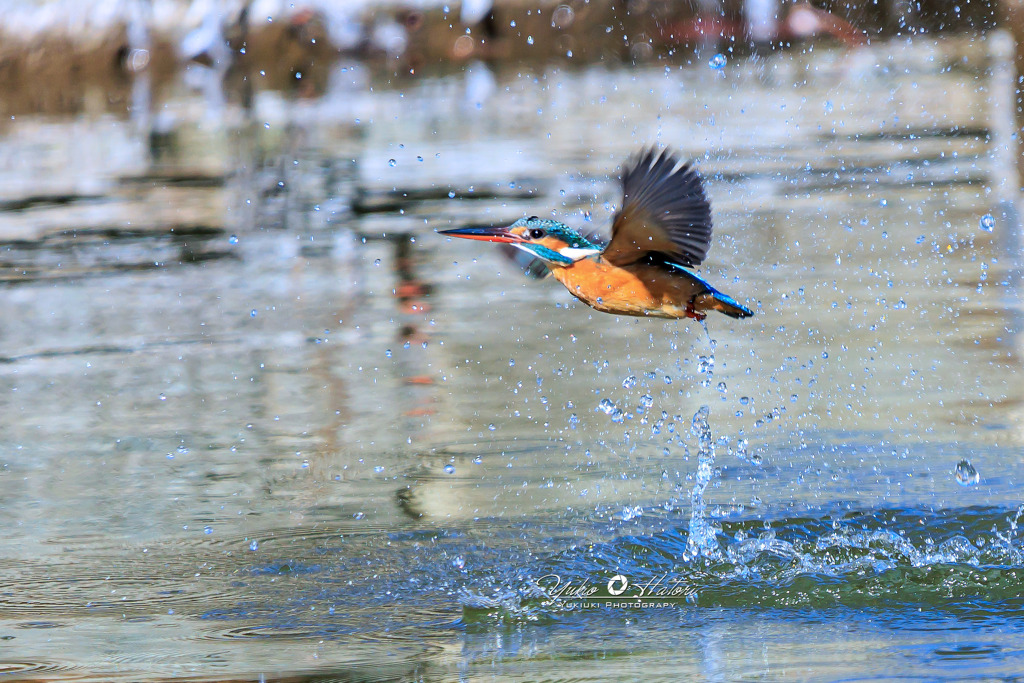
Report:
549,258,703,318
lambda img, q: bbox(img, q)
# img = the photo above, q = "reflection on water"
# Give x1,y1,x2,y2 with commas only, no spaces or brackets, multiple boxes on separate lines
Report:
0,34,1022,680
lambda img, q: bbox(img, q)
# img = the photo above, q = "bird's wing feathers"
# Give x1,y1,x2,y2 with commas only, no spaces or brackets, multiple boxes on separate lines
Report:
603,148,713,268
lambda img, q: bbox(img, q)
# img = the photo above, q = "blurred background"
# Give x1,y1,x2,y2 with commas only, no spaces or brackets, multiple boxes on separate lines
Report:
1,0,1023,681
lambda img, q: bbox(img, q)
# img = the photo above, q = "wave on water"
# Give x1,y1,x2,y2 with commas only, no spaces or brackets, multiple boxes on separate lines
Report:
460,503,1024,623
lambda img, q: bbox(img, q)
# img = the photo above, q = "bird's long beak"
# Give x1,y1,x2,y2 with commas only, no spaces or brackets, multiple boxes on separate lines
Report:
437,226,524,243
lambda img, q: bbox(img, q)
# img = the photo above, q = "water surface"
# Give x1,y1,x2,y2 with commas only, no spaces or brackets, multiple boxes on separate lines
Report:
0,35,1022,681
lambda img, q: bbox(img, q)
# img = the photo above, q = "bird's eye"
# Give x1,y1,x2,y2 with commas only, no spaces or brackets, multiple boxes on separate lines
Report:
529,228,545,239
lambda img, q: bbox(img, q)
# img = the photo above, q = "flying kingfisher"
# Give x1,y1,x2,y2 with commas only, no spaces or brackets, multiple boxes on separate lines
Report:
439,148,754,321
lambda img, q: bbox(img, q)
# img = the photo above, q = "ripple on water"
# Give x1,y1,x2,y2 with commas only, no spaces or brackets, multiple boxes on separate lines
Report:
0,546,255,619
0,573,230,616
0,660,81,677
932,643,1003,659
423,438,563,461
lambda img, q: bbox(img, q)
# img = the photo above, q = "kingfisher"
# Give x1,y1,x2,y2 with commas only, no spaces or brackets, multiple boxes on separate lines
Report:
439,148,753,321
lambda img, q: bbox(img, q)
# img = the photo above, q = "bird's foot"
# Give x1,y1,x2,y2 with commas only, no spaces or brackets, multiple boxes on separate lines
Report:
685,302,707,321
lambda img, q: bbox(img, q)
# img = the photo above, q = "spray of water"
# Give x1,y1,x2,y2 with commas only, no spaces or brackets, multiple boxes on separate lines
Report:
687,404,720,559
684,325,724,559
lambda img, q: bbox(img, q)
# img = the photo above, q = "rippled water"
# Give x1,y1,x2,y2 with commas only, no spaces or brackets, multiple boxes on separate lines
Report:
0,35,1022,680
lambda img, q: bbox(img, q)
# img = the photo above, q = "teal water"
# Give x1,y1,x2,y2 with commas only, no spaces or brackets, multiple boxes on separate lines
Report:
0,34,1022,680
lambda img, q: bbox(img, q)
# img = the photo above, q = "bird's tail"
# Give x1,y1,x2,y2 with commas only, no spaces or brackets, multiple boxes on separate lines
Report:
695,290,754,319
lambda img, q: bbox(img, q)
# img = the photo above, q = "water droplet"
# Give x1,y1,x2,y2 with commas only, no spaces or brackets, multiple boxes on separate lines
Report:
552,5,575,28
639,394,654,408
249,540,259,551
740,396,750,405
716,381,727,394
622,505,643,521
527,35,534,45
388,159,397,167
228,235,238,244
708,53,726,69
159,393,166,401
568,413,579,428
443,464,456,475
374,465,385,473
203,526,213,534
385,349,392,358
487,423,496,431
598,398,616,414
610,408,625,423
955,459,979,486
472,456,483,464
250,309,257,318
622,375,637,389
453,556,465,569
509,358,515,367
979,214,995,232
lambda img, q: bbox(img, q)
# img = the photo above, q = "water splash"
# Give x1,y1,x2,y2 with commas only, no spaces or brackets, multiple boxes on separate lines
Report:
687,405,720,559
459,506,1024,624
955,459,980,486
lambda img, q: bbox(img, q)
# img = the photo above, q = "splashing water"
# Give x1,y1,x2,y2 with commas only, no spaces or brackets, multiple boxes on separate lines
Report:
955,459,980,486
687,405,720,559
459,504,1024,625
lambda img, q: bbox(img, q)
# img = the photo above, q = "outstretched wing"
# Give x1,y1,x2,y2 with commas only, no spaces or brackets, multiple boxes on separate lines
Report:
602,148,713,268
